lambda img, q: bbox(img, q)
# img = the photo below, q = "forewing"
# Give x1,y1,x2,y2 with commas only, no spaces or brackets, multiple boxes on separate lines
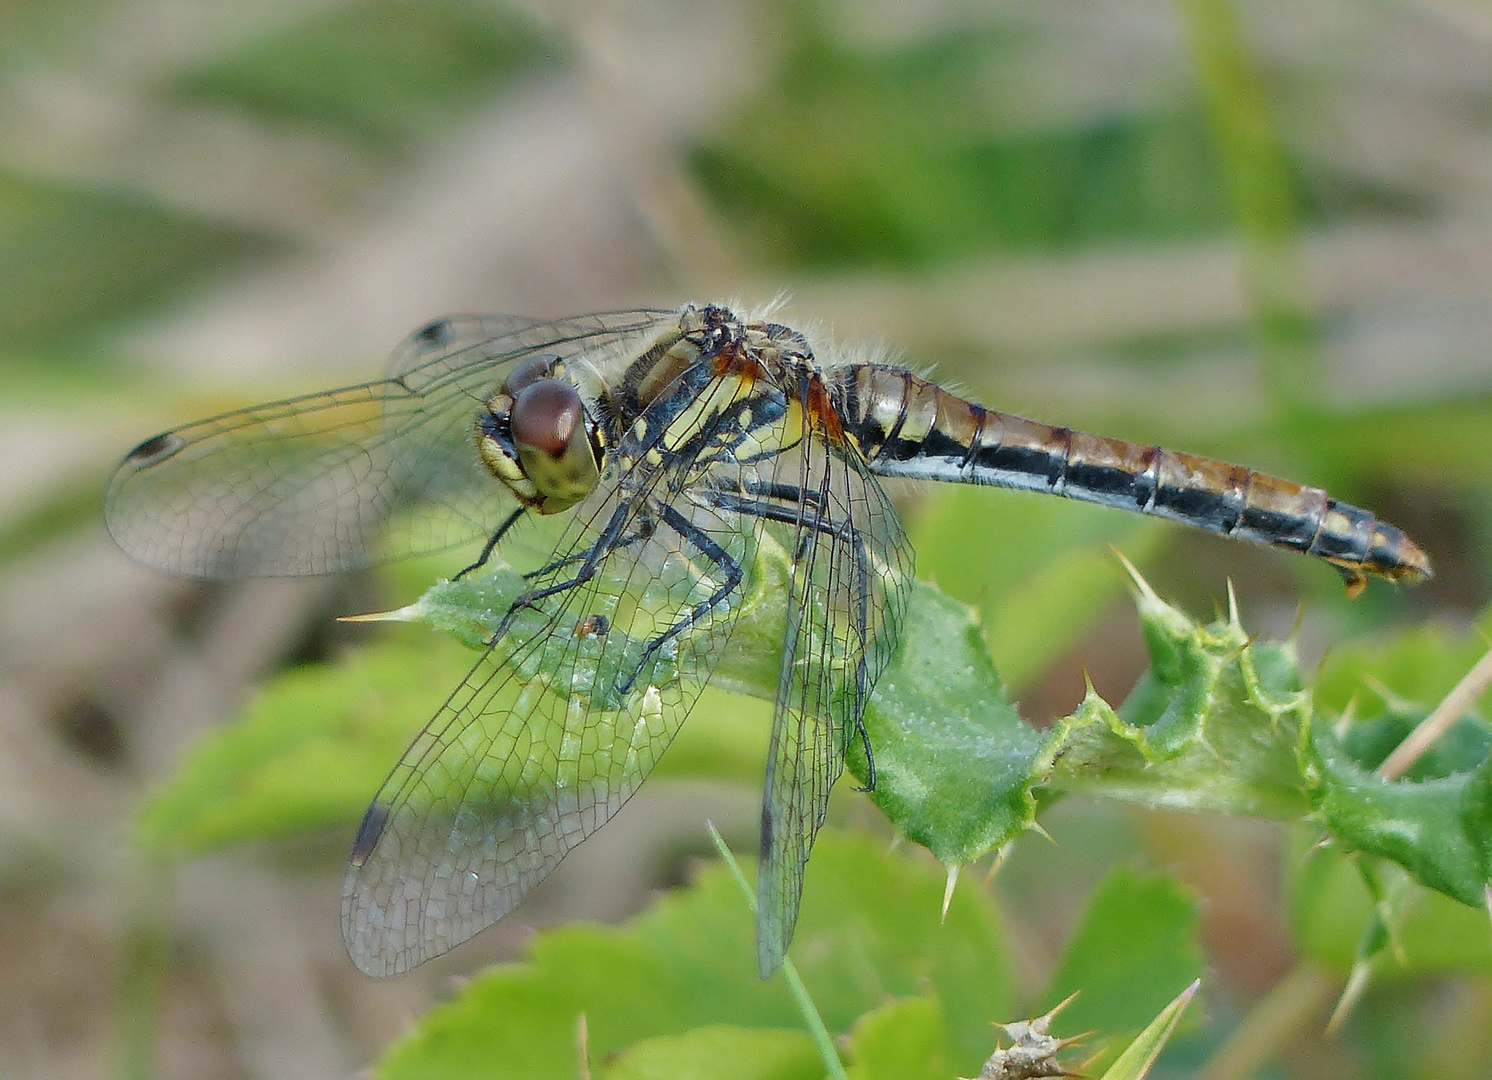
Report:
341,365,760,976
753,402,913,977
105,310,673,577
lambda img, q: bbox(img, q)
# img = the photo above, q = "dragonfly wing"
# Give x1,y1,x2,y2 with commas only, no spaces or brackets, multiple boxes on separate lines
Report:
341,371,757,974
106,310,674,578
341,630,688,977
752,416,913,977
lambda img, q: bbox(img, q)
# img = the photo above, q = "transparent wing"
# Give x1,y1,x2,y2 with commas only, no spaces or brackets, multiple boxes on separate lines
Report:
341,367,764,976
751,399,914,977
105,310,674,578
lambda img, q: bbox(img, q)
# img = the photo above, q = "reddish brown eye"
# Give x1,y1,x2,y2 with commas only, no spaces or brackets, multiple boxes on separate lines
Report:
511,379,582,456
504,354,560,397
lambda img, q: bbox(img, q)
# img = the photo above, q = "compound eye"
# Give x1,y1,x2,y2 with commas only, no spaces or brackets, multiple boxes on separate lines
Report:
504,354,561,397
511,379,583,457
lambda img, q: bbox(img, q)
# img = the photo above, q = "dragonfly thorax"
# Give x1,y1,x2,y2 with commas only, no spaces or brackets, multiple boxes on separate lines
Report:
475,354,603,514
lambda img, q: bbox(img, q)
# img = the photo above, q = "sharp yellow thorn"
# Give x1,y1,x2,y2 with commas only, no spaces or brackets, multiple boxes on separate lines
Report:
1326,960,1371,1036
1360,674,1397,708
1333,696,1358,739
942,865,959,922
982,843,1013,887
338,602,423,624
1028,820,1055,844
1110,547,1157,600
1226,578,1241,626
1042,990,1081,1024
577,1012,591,1080
1290,598,1306,642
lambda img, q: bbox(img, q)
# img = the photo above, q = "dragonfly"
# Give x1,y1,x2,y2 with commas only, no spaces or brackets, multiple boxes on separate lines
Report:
106,303,1432,979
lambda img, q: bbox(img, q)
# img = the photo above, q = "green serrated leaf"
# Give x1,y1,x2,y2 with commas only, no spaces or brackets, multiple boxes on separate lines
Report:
1304,725,1492,910
135,635,474,856
842,997,949,1080
141,531,1492,982
1041,867,1203,1039
853,584,1040,866
375,830,1012,1079
600,1026,821,1080
411,550,1039,874
1039,586,1312,818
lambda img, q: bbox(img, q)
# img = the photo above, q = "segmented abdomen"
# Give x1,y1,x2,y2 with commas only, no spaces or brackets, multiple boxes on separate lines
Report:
830,364,1432,590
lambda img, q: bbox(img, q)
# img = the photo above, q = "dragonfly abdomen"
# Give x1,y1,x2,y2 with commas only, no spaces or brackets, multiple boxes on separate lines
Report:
834,364,1431,590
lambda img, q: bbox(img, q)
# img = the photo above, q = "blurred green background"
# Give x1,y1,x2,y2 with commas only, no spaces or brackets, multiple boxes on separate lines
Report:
0,0,1488,1078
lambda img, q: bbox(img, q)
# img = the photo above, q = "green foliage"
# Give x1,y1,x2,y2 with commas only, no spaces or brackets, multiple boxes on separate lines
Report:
1289,831,1492,977
853,583,1039,865
1098,980,1200,1080
600,1027,822,1080
1041,867,1202,1037
173,0,556,147
371,829,1199,1078
1041,582,1313,819
841,998,949,1080
912,487,1167,693
1315,611,1492,722
374,831,1012,1079
683,2,1403,272
136,635,473,855
1306,728,1492,910
0,170,281,345
139,551,1492,933
135,628,773,858
689,24,1235,270
135,547,1492,1074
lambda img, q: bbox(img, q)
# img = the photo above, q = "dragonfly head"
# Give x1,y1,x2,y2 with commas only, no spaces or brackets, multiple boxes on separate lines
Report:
476,354,602,514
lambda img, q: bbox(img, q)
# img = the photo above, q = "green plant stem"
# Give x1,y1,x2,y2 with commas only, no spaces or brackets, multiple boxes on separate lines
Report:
1195,964,1338,1080
115,859,172,1080
1175,0,1321,424
707,822,849,1080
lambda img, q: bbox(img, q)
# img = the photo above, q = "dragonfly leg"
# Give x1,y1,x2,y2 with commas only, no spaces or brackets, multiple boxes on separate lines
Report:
524,512,656,582
704,480,835,560
616,502,745,695
452,507,527,581
701,489,844,540
699,484,880,792
734,478,823,508
481,500,638,645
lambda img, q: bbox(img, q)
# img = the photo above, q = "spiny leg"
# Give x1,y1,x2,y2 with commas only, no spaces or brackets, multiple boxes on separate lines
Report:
483,499,636,645
616,502,745,695
453,507,527,581
524,511,657,582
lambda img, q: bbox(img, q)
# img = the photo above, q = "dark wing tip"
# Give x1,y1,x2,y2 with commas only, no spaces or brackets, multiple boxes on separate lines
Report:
122,431,185,468
349,800,392,868
413,318,457,350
